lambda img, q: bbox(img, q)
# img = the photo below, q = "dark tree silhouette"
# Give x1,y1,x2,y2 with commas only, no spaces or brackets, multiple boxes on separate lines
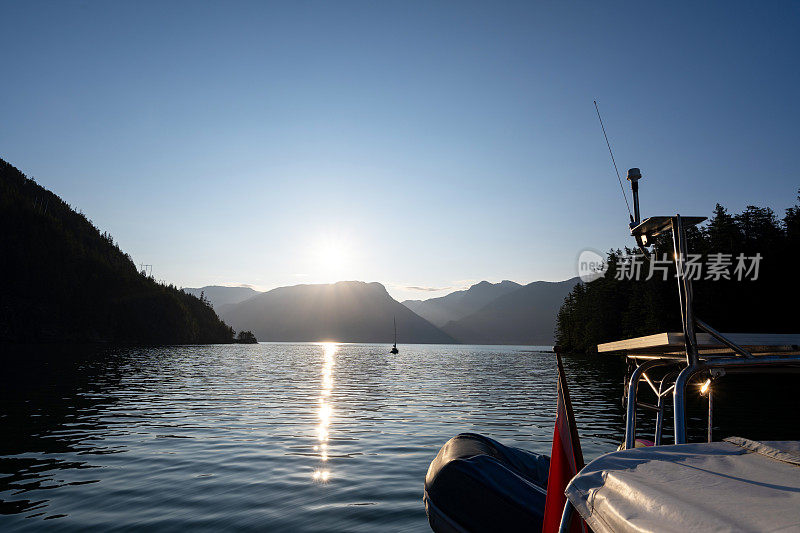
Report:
556,193,800,353
0,158,235,344
235,331,258,344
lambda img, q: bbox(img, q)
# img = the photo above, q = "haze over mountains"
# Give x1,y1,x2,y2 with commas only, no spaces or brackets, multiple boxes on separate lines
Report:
183,285,260,314
219,281,454,344
441,278,580,345
402,280,522,327
198,277,580,345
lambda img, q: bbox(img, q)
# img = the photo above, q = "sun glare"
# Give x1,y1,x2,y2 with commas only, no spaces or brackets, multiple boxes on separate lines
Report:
311,235,354,280
312,342,337,483
318,242,349,274
320,242,346,269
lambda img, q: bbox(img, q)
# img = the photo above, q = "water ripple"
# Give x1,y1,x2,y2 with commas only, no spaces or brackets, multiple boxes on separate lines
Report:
0,343,625,531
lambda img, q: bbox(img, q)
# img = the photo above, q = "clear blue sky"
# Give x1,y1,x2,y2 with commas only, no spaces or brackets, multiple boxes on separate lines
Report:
2,1,798,301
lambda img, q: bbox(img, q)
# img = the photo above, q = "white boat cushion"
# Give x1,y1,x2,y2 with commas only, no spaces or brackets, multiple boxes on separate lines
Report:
565,438,800,532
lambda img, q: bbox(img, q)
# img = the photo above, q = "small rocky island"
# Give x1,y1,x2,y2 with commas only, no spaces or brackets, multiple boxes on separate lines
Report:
235,331,258,344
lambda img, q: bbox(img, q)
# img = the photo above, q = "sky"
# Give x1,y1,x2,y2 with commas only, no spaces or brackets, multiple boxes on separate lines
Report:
1,1,798,302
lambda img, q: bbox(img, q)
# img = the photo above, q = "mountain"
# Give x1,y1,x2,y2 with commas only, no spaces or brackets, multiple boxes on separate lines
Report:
0,158,235,344
402,280,522,327
183,285,261,311
220,281,455,343
441,278,581,345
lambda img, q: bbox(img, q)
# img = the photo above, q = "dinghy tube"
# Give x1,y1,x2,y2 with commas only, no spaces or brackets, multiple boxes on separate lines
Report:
424,433,550,532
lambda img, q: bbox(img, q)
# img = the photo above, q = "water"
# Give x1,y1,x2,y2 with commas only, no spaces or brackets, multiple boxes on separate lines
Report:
0,343,659,530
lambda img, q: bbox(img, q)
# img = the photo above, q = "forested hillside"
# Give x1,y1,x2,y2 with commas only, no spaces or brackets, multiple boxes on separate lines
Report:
0,158,235,344
556,197,800,353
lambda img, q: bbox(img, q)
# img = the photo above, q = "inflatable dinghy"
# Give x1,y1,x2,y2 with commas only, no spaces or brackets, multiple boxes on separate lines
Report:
424,433,550,532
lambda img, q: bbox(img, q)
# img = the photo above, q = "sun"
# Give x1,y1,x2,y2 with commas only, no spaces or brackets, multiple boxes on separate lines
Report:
320,241,347,270
309,233,356,281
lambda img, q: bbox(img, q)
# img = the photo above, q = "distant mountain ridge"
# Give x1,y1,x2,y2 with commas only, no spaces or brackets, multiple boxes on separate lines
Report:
221,281,454,344
183,285,261,311
215,276,580,345
441,278,580,345
402,280,522,327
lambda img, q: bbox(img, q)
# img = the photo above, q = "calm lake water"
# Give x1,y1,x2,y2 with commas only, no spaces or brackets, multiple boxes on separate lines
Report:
3,342,792,531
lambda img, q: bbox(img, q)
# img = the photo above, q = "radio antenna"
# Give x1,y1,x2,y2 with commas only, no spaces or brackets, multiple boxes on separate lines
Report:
594,100,633,222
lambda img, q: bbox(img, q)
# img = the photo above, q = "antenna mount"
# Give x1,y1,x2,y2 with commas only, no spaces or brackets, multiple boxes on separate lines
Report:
627,168,642,228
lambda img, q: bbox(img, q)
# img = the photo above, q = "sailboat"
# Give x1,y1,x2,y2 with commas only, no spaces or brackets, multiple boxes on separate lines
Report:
390,317,399,354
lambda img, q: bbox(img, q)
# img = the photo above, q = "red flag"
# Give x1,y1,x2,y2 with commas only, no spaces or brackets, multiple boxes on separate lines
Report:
542,352,585,533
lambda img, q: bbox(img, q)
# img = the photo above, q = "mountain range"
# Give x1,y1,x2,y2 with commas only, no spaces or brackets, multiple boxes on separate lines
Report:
218,281,454,343
402,280,522,327
198,277,580,345
183,285,260,313
440,278,580,345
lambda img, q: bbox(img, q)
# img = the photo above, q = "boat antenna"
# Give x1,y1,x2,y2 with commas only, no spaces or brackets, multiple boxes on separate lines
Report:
594,100,633,223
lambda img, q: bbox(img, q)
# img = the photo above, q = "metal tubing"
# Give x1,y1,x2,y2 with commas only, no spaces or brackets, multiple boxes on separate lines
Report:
694,355,800,369
638,402,661,411
681,216,700,364
558,500,575,533
654,393,665,445
708,389,713,443
625,360,671,449
674,355,800,443
655,370,680,446
672,215,699,367
671,219,687,344
695,317,753,358
673,364,702,444
642,372,660,396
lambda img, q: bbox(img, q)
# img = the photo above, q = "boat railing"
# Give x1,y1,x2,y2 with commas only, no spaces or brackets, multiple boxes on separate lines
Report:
599,193,800,447
558,168,800,533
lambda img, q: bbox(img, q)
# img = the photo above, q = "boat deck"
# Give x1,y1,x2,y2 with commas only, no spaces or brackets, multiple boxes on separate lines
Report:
565,438,800,533
598,332,800,360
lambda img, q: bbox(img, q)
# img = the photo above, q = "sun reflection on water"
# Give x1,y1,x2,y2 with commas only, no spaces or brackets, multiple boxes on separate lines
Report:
312,342,336,483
